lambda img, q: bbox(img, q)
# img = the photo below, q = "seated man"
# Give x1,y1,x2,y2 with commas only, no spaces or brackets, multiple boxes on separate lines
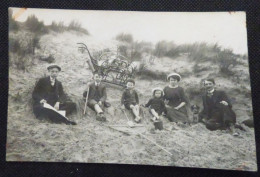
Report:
199,78,236,131
83,71,110,121
32,65,77,125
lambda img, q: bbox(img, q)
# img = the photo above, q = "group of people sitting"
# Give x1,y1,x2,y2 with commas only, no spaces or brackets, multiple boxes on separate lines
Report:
32,64,239,131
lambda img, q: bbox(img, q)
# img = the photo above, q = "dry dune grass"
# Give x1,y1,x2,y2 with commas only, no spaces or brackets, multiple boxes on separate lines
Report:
6,31,257,171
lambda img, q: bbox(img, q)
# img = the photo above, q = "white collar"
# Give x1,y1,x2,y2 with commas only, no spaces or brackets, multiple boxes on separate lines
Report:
50,76,55,81
207,89,215,93
95,81,100,86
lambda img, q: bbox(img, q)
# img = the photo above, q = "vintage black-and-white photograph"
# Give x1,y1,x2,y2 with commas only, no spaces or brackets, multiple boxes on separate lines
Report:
7,8,257,171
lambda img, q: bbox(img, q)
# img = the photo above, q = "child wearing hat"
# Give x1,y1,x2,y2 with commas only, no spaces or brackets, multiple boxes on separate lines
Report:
121,79,141,123
144,88,167,122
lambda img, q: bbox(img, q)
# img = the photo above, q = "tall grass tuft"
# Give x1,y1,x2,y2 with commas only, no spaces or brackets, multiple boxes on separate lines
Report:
136,63,167,80
25,15,48,34
153,41,179,58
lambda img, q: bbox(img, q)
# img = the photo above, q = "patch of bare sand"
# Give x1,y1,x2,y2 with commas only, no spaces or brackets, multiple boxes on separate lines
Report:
6,31,257,171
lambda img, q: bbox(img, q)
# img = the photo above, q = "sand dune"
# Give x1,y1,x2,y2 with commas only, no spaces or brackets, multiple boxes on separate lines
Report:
7,31,257,171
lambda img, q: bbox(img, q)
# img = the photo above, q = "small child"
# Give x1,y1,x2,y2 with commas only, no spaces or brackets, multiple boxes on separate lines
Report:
144,88,166,122
83,71,110,121
121,79,141,123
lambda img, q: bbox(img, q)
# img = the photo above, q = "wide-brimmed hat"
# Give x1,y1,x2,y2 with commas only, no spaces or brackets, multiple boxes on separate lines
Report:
152,87,164,96
167,73,181,81
47,64,61,71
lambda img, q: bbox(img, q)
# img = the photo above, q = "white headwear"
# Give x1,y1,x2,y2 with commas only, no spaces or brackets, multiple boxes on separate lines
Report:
167,73,181,81
152,87,164,96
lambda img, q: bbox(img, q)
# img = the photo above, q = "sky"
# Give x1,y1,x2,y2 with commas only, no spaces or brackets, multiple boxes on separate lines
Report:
11,8,248,55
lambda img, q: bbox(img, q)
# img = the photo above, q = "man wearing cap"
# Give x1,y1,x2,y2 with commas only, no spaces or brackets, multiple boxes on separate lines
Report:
199,78,236,131
32,65,77,125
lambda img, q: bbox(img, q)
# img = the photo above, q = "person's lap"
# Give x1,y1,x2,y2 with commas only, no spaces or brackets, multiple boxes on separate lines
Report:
165,106,189,123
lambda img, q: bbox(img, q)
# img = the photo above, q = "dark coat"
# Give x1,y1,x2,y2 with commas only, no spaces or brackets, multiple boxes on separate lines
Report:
83,82,107,102
32,76,68,107
200,90,236,124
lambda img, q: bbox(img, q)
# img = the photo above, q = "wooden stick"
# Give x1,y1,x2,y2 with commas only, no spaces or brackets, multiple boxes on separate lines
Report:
137,132,173,156
83,87,90,115
122,109,130,121
109,124,144,127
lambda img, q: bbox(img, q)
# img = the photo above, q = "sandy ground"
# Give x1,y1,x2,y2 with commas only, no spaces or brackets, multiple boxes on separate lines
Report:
6,31,257,171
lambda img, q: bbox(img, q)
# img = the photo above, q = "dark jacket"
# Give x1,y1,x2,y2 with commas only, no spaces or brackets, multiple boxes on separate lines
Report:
121,89,139,105
200,90,236,124
83,82,107,102
32,77,68,107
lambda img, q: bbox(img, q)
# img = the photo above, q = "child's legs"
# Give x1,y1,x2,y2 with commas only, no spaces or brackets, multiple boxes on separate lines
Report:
150,109,159,118
94,104,103,114
130,104,139,118
88,99,103,114
134,105,140,115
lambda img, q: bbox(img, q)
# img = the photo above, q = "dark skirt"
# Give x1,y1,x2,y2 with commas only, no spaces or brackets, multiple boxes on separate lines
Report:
165,106,189,123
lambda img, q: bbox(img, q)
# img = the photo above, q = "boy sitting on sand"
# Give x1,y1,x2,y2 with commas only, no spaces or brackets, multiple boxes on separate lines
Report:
121,79,141,123
143,88,167,122
83,71,110,121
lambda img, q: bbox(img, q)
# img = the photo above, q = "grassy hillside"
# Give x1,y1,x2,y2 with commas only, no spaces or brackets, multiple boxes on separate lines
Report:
6,16,256,171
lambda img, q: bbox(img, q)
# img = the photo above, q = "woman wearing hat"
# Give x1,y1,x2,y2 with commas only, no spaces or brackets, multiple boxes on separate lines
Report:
163,73,190,123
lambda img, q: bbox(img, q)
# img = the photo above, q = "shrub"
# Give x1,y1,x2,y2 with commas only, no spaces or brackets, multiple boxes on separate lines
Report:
153,41,179,58
9,9,20,31
68,20,89,35
192,63,209,73
118,45,128,58
49,21,66,33
136,63,167,80
115,33,133,43
25,15,48,34
215,49,237,76
9,38,21,53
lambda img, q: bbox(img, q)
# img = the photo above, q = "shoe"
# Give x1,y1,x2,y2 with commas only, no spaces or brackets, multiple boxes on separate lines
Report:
66,120,77,125
104,101,111,108
96,113,106,121
96,114,103,121
134,116,141,123
233,132,240,136
100,113,106,121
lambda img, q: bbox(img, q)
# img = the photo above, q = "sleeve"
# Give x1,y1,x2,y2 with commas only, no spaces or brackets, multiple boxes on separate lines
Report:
58,82,68,102
221,91,232,108
161,100,167,113
100,86,107,102
32,79,44,103
199,96,208,119
145,99,152,107
121,91,126,105
135,91,139,104
163,87,168,101
179,87,189,104
83,87,88,99
83,83,93,100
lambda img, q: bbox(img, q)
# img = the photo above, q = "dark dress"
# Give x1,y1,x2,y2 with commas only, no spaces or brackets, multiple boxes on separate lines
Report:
163,86,189,122
32,77,76,124
145,97,166,115
199,90,236,131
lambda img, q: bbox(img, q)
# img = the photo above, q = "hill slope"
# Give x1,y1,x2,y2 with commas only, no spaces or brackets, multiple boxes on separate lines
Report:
7,31,257,171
